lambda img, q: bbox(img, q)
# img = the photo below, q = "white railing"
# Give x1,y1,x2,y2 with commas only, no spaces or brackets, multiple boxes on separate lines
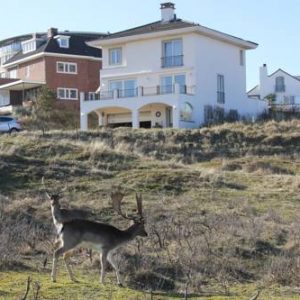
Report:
83,84,195,101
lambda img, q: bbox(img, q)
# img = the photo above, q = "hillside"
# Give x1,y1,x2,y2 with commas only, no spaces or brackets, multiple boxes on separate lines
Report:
1,121,300,299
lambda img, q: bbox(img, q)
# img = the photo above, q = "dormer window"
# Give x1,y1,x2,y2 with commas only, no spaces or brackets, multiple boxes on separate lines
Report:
21,37,44,54
55,35,70,48
22,40,37,54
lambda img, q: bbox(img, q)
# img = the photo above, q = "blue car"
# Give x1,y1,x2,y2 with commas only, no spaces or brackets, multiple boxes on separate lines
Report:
0,116,22,133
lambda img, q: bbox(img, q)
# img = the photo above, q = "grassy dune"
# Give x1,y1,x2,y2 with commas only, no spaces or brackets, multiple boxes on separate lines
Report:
1,121,300,299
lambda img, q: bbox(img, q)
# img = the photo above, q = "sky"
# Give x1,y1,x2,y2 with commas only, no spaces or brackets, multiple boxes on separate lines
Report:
1,0,299,90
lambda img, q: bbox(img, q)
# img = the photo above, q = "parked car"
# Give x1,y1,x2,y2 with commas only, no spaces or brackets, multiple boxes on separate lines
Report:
0,116,22,133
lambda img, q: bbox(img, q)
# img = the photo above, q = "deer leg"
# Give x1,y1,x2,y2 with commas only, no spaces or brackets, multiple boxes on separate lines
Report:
51,246,65,282
99,251,108,284
107,252,122,286
63,251,78,283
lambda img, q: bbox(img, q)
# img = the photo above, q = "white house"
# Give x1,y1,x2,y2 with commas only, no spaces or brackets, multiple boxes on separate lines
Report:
80,2,266,129
248,64,300,109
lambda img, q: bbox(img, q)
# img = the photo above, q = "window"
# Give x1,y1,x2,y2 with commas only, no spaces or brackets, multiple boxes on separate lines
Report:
22,40,36,54
109,79,137,97
57,88,78,100
8,68,17,79
56,62,77,74
180,102,193,121
161,74,186,94
275,76,285,92
0,54,13,66
109,48,122,65
58,38,69,48
217,74,225,104
162,39,183,67
240,50,245,66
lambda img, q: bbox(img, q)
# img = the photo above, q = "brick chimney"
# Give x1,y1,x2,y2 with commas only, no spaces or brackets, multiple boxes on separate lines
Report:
47,27,58,38
161,2,175,23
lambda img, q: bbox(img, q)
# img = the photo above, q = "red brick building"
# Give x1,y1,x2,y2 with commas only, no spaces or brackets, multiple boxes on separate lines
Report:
0,28,104,111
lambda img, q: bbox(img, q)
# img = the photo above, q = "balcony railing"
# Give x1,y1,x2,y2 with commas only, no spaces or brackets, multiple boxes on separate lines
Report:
161,55,184,68
270,104,300,112
118,88,138,98
83,84,195,101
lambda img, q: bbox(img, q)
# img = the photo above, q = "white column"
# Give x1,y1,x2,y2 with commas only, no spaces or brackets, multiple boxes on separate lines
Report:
80,112,88,131
132,109,139,128
97,112,105,127
172,105,180,129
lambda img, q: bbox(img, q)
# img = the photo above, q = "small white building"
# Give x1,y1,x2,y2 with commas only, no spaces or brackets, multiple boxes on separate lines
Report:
81,2,266,129
248,64,300,109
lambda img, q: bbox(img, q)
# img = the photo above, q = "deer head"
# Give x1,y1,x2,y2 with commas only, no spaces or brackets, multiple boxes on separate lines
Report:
42,177,62,207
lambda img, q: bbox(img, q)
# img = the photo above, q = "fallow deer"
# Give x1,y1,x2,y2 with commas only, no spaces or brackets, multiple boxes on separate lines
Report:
51,192,147,285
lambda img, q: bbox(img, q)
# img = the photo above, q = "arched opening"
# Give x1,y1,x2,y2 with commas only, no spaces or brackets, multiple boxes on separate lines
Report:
139,103,173,128
94,106,133,128
275,76,285,92
180,102,193,122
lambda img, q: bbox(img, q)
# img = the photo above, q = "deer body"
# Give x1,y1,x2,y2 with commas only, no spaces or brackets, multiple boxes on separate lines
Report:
51,219,147,284
50,200,89,234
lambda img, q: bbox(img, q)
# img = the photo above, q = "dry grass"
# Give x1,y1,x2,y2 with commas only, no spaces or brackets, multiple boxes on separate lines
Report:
1,120,300,298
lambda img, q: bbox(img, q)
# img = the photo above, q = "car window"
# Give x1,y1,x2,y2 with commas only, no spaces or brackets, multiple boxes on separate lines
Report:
0,117,13,122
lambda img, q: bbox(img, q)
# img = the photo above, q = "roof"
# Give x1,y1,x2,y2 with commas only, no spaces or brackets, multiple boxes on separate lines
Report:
3,31,106,66
0,80,45,91
0,33,43,47
247,68,300,95
91,18,257,49
101,19,198,39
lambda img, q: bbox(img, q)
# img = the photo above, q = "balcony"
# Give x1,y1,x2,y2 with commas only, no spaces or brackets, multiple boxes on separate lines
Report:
161,55,183,68
83,84,194,101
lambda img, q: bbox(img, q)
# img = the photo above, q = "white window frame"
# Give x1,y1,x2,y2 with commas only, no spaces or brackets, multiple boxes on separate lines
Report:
57,88,78,100
109,48,122,65
58,38,69,48
8,68,17,79
56,62,77,74
22,40,37,54
162,38,183,67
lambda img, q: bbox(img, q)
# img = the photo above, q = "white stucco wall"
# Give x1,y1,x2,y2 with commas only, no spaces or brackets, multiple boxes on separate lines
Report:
249,66,300,104
82,29,264,129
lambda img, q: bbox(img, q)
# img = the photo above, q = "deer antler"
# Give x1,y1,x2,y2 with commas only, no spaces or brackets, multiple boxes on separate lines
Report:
111,191,130,220
135,193,144,220
111,191,144,222
41,176,62,200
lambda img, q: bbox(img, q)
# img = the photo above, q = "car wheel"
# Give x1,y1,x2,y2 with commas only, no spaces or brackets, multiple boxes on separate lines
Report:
9,128,18,134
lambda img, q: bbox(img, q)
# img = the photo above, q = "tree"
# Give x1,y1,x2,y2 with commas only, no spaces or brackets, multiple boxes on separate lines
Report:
32,86,56,134
264,93,276,106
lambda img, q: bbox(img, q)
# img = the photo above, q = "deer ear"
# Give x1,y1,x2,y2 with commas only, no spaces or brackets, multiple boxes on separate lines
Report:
45,191,51,200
